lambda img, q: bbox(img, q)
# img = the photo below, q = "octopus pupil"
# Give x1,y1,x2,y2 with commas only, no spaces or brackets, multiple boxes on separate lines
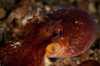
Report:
52,32,59,37
52,31,62,38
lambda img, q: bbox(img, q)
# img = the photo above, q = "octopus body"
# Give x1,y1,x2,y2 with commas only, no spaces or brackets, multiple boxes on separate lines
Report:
0,8,97,66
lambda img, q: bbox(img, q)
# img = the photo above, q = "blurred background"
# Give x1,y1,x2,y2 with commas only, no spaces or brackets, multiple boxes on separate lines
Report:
0,0,100,66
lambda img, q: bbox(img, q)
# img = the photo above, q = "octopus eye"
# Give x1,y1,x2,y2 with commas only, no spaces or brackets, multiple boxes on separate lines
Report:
45,43,64,57
52,32,59,37
52,29,61,37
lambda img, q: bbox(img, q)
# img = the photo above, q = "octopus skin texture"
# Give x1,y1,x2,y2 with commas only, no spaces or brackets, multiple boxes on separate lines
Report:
0,8,97,66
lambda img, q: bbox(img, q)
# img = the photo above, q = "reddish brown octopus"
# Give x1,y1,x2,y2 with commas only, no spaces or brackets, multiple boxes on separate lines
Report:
0,8,97,66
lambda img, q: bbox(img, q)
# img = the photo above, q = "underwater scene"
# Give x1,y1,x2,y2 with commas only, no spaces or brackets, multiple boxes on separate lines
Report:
0,0,100,66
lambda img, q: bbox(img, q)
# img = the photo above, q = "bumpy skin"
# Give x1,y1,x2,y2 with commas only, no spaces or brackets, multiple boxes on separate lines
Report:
0,11,51,66
0,8,97,66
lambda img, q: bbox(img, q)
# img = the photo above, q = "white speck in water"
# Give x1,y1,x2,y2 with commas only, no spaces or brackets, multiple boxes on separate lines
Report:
75,21,78,24
72,50,74,53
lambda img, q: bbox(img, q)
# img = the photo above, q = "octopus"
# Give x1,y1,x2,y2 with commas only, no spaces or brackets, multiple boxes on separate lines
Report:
0,8,97,66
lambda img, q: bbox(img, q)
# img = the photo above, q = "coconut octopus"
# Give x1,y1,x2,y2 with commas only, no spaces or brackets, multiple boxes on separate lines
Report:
0,8,97,66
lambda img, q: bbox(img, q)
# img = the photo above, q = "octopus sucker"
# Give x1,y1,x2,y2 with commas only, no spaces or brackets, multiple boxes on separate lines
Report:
77,58,100,66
